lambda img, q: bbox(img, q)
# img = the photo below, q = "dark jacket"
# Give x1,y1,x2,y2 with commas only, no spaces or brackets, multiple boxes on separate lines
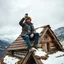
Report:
19,18,35,36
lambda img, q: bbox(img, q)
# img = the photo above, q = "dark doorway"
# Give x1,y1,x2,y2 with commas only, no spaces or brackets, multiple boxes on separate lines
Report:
47,42,50,52
26,55,36,64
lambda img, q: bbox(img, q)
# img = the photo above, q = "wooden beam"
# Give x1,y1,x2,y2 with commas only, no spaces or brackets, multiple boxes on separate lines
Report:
33,55,42,64
39,27,49,44
22,52,31,64
41,39,59,43
42,40,52,43
35,25,50,30
48,28,63,51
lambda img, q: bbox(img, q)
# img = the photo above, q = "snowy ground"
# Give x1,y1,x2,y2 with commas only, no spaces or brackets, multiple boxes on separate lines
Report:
41,51,64,64
4,55,20,64
34,48,64,64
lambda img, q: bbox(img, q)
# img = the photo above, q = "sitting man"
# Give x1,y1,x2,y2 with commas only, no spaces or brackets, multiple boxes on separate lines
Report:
19,13,39,51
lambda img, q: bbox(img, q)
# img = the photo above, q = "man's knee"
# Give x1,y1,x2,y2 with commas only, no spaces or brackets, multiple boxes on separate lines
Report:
25,35,30,39
34,33,39,36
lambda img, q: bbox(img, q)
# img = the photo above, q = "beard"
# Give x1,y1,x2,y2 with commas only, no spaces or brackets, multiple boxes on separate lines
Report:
27,21,31,24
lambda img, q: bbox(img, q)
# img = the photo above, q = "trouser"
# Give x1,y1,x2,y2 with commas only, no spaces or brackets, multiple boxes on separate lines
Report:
22,33,39,49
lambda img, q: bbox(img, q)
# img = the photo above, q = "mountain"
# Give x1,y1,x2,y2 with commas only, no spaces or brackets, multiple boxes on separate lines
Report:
0,35,18,61
0,40,10,60
54,27,64,41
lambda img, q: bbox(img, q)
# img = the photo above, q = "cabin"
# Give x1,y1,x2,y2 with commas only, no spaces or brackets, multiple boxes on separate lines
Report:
2,25,64,64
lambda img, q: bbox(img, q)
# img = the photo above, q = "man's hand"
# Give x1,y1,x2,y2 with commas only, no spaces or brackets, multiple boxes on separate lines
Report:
30,33,34,38
24,16,27,21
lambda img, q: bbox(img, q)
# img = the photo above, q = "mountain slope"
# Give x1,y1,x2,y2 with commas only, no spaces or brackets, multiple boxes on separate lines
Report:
54,27,64,41
0,40,10,60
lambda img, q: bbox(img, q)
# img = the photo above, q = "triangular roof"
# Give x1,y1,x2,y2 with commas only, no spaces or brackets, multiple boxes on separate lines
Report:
39,26,63,51
21,52,43,64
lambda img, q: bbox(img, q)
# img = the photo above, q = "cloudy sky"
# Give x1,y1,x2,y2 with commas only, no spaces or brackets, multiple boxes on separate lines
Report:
0,0,64,41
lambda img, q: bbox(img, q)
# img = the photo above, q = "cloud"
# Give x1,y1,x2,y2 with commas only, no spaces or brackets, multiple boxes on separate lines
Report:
28,0,64,29
0,26,21,35
0,0,64,28
0,0,31,27
0,0,64,40
0,26,21,41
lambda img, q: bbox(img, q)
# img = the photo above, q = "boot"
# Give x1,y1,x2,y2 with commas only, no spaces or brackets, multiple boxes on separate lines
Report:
34,44,38,49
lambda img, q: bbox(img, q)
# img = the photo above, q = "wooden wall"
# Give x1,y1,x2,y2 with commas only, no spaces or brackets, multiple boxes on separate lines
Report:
41,33,57,52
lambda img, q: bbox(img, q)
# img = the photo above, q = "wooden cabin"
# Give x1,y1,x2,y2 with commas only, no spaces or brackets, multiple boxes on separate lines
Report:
2,25,64,64
39,25,63,52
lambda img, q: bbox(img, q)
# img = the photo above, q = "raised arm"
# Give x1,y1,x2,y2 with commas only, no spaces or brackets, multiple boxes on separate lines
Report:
19,18,25,27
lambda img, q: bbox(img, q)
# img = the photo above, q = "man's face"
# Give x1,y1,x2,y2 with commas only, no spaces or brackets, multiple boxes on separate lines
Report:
26,19,31,24
26,19,31,22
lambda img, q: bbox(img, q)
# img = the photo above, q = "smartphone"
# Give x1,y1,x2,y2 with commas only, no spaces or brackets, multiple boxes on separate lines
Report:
25,13,28,18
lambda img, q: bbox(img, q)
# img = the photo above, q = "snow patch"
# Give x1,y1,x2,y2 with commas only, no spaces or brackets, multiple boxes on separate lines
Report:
34,48,47,57
4,55,20,64
63,46,64,49
41,51,64,64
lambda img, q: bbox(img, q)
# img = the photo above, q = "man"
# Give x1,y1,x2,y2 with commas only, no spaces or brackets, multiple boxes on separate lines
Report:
19,13,39,51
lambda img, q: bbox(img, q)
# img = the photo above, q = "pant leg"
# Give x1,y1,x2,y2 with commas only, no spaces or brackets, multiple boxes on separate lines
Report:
34,33,39,45
22,35,31,49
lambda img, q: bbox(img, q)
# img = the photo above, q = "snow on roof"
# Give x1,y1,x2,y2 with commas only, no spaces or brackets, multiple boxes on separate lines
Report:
63,46,64,49
41,51,64,64
4,55,20,64
60,41,64,46
34,48,47,57
36,28,44,33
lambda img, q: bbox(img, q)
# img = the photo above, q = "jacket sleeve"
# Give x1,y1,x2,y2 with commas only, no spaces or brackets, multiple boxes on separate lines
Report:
31,24,36,33
19,18,25,27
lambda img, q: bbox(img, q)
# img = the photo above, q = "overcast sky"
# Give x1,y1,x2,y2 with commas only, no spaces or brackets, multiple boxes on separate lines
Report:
0,0,64,40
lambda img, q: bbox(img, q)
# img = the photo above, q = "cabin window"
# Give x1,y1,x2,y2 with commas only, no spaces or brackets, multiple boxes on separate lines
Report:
44,35,48,40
